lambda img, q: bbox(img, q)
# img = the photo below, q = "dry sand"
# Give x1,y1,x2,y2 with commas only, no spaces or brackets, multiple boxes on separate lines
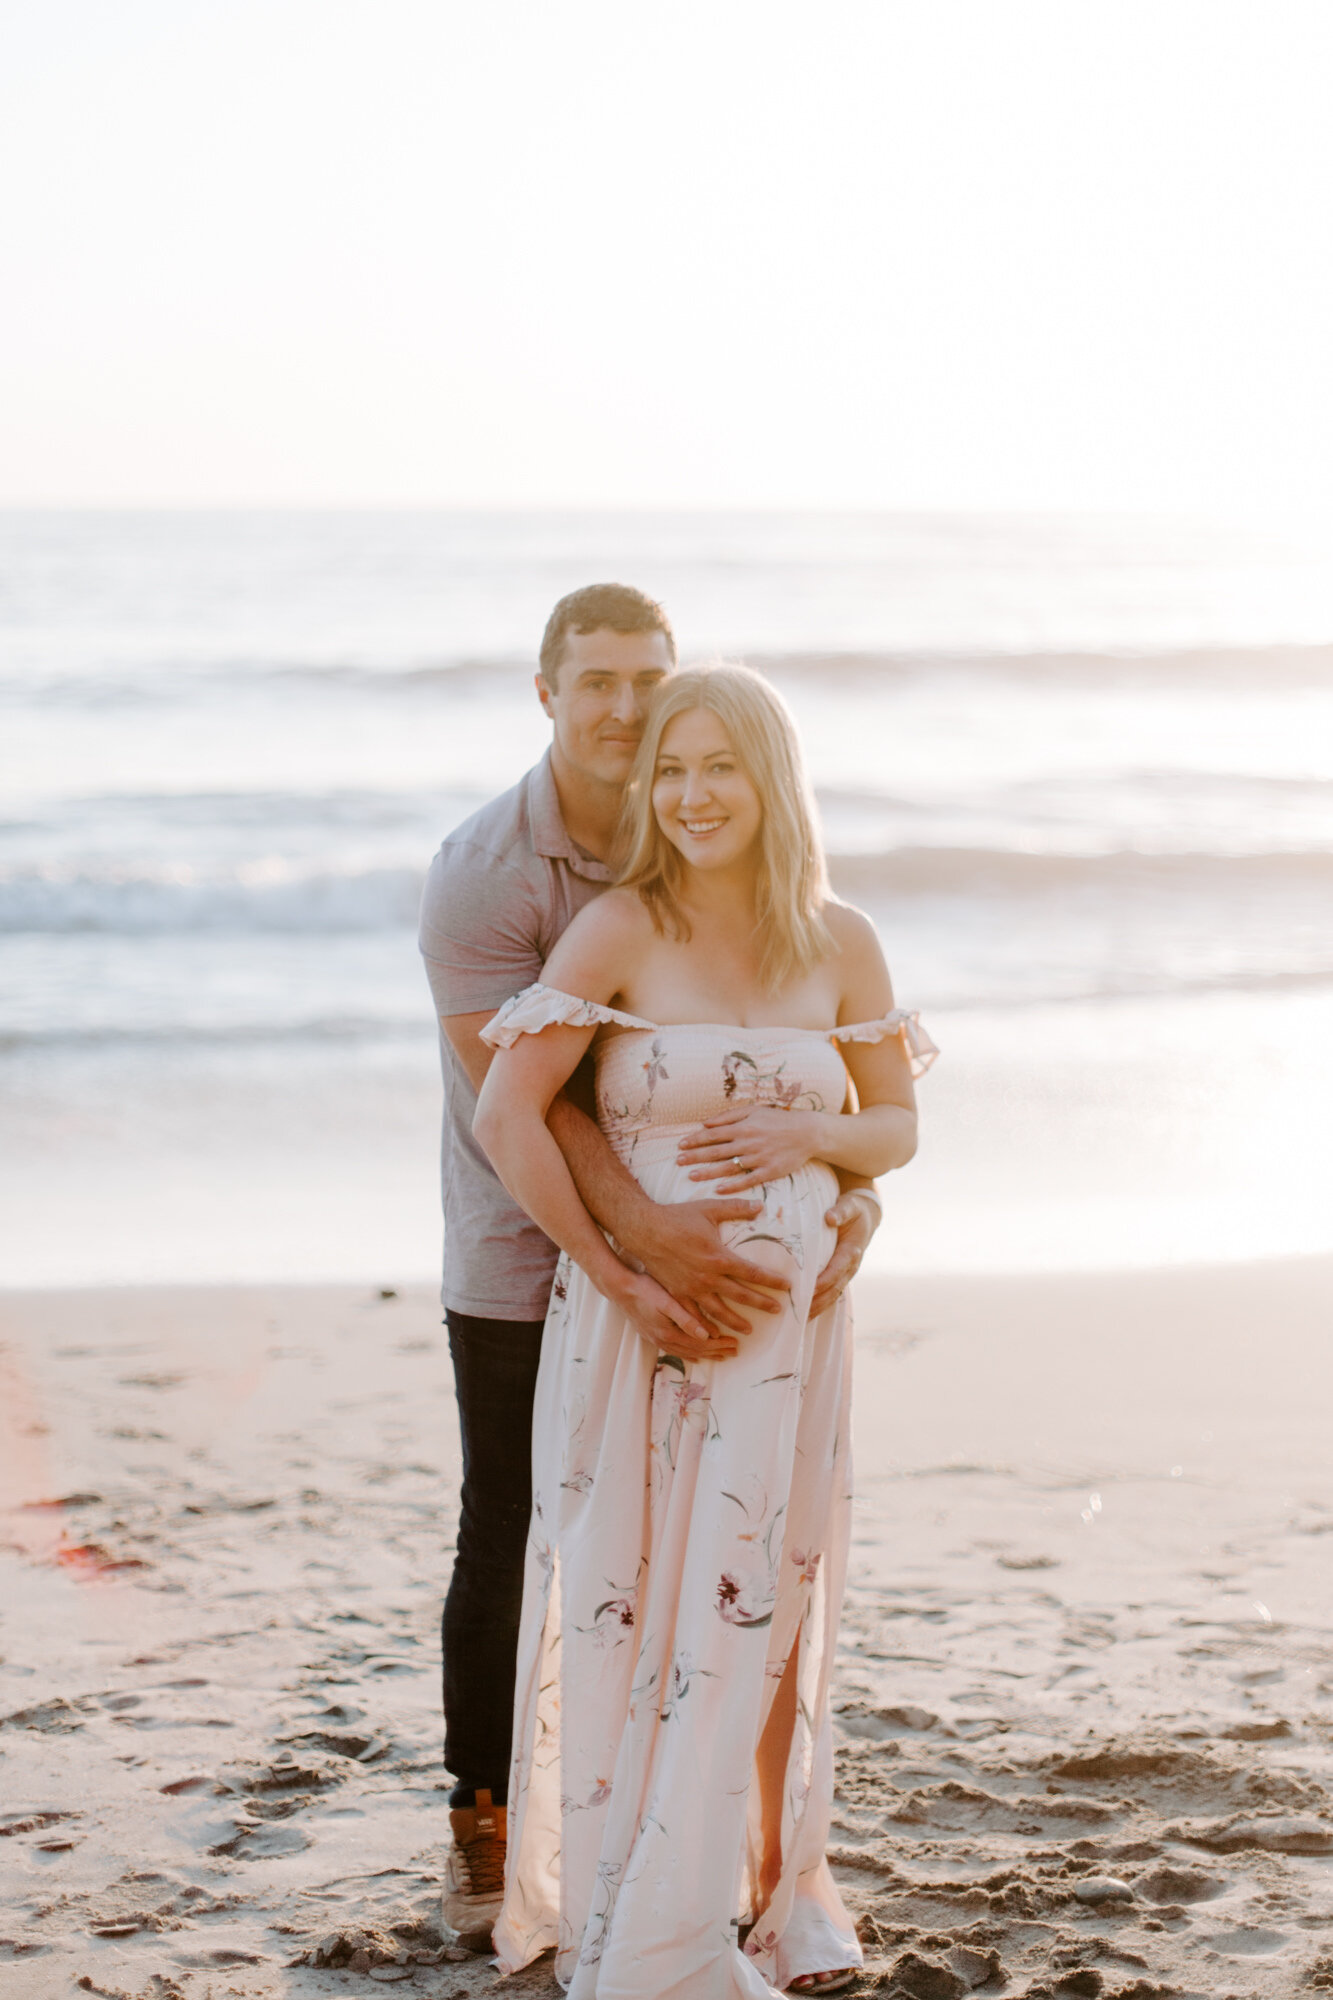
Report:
3,1259,1332,2000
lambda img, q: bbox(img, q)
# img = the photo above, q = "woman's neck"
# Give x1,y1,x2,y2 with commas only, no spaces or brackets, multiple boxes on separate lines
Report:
674,857,760,928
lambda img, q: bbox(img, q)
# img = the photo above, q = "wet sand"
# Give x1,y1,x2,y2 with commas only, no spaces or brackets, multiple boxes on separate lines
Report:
3,1259,1333,1999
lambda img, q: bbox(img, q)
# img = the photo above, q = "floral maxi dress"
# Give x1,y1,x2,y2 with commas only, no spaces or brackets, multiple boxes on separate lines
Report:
480,984,936,2000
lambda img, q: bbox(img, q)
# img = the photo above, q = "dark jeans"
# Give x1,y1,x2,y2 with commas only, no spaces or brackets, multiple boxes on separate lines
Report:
442,1309,545,1810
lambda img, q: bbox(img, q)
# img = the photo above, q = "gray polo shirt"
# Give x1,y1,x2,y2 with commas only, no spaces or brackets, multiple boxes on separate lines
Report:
418,752,612,1319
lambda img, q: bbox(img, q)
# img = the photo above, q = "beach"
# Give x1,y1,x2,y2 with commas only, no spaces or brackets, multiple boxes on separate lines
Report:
5,1258,1333,1999
4,510,1333,1995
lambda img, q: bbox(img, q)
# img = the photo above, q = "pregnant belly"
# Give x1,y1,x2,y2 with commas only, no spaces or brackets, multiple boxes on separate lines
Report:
624,1124,840,1320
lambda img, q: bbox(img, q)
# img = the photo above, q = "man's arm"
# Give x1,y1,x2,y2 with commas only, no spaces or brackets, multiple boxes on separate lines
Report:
442,1011,789,1336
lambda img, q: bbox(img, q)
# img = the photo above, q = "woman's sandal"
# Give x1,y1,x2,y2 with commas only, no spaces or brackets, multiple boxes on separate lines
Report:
786,1973,858,1995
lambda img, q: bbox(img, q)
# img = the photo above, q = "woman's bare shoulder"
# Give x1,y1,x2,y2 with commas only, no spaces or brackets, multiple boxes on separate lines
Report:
566,886,654,946
822,898,895,1014
543,886,655,989
823,898,883,959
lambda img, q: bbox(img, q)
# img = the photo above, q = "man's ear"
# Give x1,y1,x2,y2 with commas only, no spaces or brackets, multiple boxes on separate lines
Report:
535,671,555,720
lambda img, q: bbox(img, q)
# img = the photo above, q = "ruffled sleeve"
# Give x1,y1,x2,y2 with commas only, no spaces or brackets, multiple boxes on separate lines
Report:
829,1009,938,1078
480,982,659,1048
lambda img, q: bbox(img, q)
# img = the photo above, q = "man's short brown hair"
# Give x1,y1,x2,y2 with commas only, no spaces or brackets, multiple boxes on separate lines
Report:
538,583,676,688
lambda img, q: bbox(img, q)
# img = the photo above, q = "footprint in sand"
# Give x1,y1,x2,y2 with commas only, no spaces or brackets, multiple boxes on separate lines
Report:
1136,1863,1224,1904
209,1819,312,1858
1204,1924,1290,1955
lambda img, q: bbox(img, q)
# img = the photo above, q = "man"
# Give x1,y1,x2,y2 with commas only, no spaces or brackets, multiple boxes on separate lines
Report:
418,582,882,1949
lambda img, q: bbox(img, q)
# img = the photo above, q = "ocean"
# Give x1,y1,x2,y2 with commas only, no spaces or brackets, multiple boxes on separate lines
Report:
3,508,1332,1286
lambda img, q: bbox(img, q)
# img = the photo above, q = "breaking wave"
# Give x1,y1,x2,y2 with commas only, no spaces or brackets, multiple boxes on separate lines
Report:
5,845,1332,935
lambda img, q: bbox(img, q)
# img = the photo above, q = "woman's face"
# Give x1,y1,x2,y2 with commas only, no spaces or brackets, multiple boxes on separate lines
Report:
651,707,763,873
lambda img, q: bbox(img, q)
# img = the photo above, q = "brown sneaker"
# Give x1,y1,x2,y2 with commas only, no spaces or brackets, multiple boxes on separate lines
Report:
441,1787,507,1952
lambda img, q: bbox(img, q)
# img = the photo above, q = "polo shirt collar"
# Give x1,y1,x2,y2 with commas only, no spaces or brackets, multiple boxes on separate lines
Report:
528,750,614,882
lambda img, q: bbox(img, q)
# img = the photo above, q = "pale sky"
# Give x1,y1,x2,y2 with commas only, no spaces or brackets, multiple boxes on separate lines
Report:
2,0,1332,512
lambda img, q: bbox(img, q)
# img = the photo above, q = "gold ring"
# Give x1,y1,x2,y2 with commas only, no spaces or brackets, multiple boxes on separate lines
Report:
732,1156,744,1171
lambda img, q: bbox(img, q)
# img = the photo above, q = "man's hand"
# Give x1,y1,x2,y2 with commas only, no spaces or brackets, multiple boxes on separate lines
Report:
810,1188,881,1319
623,1195,792,1337
610,1269,740,1363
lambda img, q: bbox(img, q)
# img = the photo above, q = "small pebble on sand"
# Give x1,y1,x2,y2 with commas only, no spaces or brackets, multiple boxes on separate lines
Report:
1073,1876,1134,1905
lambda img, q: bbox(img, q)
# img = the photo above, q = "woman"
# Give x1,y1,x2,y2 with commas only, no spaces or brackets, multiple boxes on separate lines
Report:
474,665,935,1998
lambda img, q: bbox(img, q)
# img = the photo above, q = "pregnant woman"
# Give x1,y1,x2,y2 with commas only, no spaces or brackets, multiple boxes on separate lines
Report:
474,664,935,1998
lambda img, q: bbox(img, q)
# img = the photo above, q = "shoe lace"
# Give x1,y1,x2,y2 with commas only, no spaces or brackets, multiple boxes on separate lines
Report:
459,1824,505,1897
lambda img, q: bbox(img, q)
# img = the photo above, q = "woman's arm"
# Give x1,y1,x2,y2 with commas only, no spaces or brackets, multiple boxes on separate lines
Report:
472,899,734,1362
676,905,919,1194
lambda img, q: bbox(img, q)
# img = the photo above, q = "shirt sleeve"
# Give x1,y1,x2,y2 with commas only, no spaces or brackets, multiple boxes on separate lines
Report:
418,838,547,1020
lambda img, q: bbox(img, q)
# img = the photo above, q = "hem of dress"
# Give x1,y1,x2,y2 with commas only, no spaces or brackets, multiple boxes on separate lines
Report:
758,1923,864,1991
491,1927,558,1979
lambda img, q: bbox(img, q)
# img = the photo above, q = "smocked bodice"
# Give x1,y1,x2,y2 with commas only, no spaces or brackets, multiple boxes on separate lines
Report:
593,1020,854,1144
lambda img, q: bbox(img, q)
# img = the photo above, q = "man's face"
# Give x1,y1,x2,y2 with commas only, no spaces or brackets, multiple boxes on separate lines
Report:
537,626,674,789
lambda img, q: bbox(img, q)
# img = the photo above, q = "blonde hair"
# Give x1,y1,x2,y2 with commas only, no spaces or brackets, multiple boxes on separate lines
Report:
617,662,833,991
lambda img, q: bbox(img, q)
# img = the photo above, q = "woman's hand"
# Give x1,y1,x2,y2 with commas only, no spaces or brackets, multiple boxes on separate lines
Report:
609,1268,741,1363
675,1106,821,1194
809,1186,881,1317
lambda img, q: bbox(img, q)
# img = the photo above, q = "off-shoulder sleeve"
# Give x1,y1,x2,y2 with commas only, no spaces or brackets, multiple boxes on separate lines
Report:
829,1009,939,1078
480,982,659,1048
